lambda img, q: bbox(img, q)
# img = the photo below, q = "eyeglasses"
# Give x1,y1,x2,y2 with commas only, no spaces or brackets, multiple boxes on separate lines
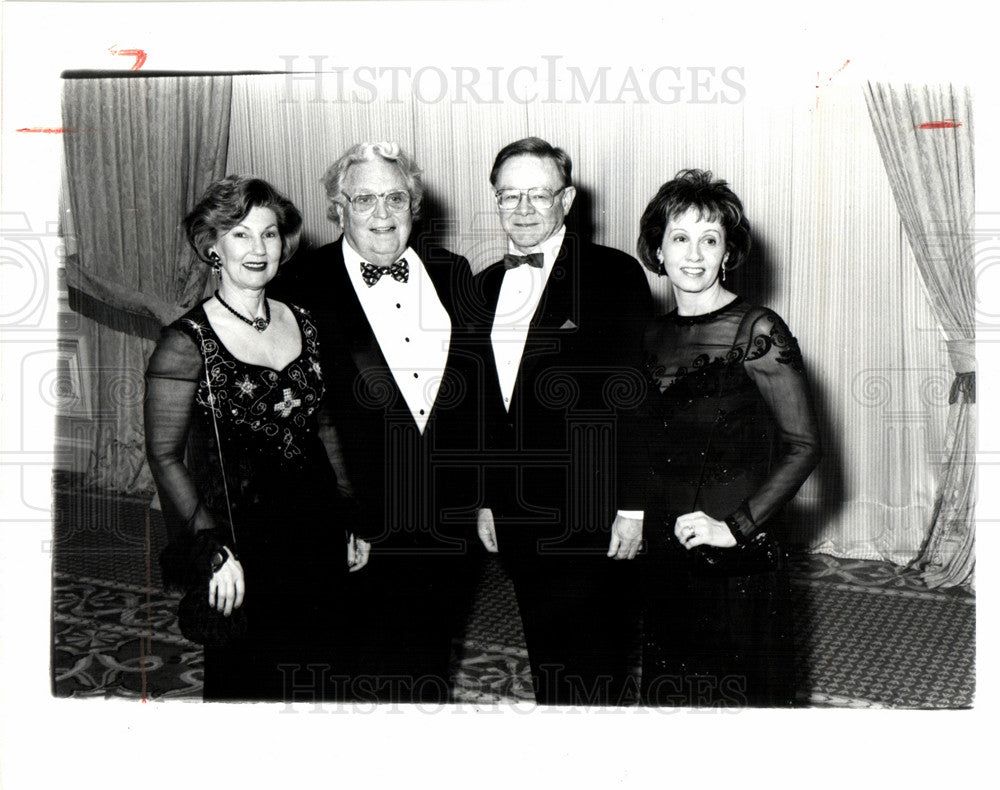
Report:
341,190,411,214
494,187,568,211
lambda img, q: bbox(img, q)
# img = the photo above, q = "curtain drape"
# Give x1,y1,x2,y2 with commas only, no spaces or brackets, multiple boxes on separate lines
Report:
864,83,975,587
60,75,232,491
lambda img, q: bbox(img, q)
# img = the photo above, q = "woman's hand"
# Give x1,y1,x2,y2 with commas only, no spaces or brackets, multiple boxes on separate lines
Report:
208,547,245,615
674,511,737,550
347,534,371,572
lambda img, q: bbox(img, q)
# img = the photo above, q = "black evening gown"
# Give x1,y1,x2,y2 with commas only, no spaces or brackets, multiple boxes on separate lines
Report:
626,298,821,707
145,301,349,702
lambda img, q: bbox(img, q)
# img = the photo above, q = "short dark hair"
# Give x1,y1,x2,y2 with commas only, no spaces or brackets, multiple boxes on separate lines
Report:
319,141,423,226
489,137,573,187
184,175,303,265
637,169,751,275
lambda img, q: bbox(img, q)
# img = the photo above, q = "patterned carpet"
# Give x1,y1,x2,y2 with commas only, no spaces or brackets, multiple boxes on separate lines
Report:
51,485,975,707
785,554,975,708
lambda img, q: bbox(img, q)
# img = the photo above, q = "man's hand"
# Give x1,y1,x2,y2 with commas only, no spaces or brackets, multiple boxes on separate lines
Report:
347,534,372,572
607,514,643,560
477,508,499,553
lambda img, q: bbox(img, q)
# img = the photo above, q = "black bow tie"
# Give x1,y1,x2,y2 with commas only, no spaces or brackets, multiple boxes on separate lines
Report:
361,258,409,287
503,252,544,270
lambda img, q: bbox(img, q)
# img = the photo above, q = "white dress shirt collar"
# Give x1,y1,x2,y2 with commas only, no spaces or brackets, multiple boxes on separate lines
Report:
507,225,567,273
342,237,414,290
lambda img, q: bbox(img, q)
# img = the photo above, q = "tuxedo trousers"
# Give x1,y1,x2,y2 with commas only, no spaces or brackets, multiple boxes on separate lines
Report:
343,542,479,704
499,532,640,706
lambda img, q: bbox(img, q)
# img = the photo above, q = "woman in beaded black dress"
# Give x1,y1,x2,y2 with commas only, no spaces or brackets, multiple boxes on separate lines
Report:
628,170,822,707
144,176,369,701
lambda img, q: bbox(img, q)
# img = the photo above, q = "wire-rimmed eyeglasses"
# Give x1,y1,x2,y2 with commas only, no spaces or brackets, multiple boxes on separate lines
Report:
494,187,568,211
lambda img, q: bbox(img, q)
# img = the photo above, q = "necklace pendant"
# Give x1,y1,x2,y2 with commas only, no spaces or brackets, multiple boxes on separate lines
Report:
253,317,268,332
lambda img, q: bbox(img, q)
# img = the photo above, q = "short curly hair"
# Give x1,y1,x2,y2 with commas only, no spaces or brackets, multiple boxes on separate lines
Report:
184,175,303,265
637,169,751,276
319,141,423,226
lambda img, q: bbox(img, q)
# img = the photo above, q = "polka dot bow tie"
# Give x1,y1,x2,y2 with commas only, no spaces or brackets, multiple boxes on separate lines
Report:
361,258,409,287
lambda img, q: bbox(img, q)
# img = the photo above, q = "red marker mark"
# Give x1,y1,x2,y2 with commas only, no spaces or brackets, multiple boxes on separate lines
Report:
141,505,154,704
815,59,851,90
916,119,963,129
108,45,147,70
16,127,78,133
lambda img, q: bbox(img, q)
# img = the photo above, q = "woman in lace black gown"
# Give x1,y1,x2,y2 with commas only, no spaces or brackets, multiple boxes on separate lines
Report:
144,176,368,701
629,170,822,707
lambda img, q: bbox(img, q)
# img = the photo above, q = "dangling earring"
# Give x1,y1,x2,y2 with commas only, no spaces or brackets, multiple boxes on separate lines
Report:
721,260,727,281
209,251,222,273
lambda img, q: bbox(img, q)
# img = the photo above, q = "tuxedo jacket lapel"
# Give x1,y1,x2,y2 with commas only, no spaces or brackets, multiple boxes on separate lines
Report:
480,238,581,414
323,245,402,405
480,241,579,336
516,240,579,394
531,241,577,331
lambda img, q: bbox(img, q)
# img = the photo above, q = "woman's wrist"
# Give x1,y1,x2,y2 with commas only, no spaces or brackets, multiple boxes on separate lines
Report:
191,531,235,575
723,500,759,545
210,548,228,573
724,514,750,545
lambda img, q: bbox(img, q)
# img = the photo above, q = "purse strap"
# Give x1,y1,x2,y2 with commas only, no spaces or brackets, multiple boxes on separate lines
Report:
189,320,238,552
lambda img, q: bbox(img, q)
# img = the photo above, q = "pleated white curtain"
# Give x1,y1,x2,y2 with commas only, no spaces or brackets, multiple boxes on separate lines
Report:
864,83,975,587
226,76,952,562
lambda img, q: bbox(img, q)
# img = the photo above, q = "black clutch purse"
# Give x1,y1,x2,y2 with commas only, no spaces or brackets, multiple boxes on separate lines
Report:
178,583,248,648
160,531,248,647
690,530,783,577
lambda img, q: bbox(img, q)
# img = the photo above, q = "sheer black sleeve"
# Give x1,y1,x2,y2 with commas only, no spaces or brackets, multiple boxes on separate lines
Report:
732,309,822,535
144,325,227,578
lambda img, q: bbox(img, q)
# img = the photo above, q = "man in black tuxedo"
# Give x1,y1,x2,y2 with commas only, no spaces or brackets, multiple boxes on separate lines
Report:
274,142,481,703
474,137,653,705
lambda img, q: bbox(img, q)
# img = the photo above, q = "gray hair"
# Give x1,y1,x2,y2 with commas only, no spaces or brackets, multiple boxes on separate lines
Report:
319,141,423,226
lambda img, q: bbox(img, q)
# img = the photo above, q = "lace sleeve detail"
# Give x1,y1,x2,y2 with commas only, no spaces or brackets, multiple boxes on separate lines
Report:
742,307,806,371
736,308,822,531
144,324,218,539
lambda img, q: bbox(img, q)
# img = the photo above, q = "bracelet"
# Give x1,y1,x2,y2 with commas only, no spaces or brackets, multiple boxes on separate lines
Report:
724,515,749,545
210,546,239,573
210,550,227,573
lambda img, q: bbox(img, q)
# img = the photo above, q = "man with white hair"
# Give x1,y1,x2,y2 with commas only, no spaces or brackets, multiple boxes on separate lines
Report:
276,142,480,703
